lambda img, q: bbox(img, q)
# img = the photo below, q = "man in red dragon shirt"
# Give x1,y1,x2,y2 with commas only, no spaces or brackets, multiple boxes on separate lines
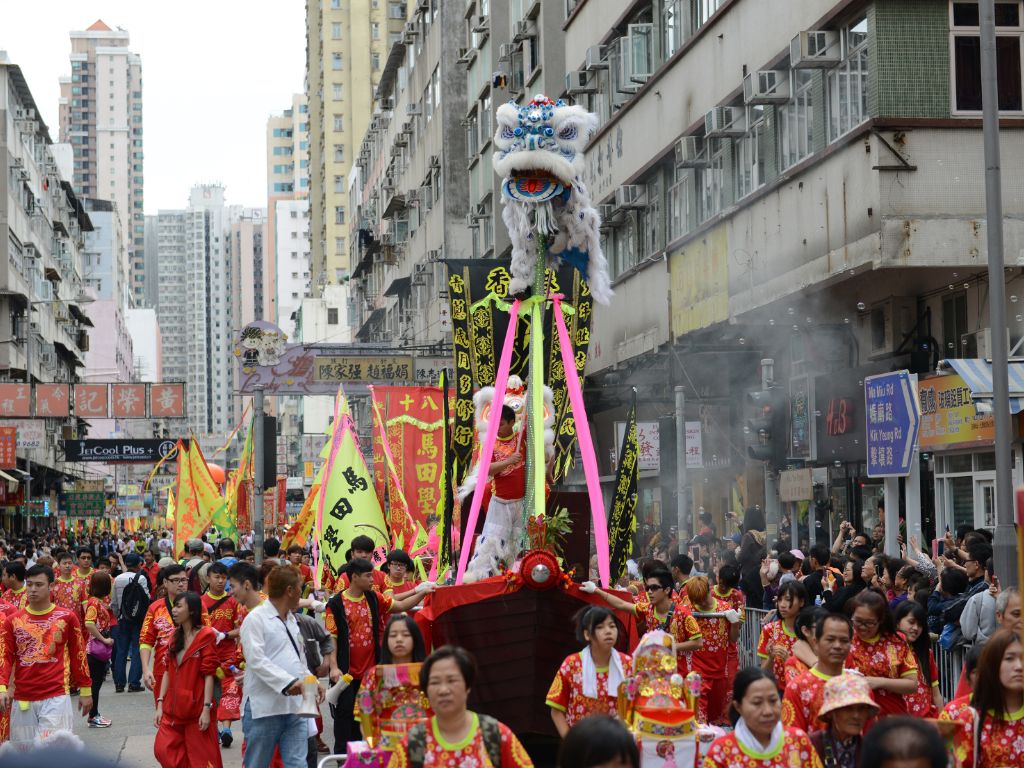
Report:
0,564,92,752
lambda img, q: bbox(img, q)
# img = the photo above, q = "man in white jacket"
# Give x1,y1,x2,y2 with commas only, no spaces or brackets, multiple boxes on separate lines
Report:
239,564,323,768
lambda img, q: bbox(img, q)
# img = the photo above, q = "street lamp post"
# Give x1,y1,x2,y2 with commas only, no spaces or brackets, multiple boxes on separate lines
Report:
980,0,1018,589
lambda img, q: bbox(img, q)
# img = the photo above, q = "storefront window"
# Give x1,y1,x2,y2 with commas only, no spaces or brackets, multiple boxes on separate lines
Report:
949,476,974,531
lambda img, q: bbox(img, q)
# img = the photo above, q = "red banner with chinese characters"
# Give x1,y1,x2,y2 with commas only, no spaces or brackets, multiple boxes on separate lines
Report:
260,476,287,530
35,384,70,416
74,384,108,418
0,427,16,469
370,386,451,536
111,384,147,417
0,384,31,417
150,383,186,418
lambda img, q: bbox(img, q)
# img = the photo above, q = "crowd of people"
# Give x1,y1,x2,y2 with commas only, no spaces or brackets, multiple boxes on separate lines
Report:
0,517,1017,768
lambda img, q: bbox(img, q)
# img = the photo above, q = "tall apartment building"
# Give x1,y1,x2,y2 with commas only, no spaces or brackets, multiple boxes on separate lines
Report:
58,20,145,307
305,0,410,295
267,95,311,338
155,185,243,438
349,0,470,345
559,0,1024,546
1,52,93,515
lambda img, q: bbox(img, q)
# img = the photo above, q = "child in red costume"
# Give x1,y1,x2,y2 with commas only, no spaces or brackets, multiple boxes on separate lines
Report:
201,562,241,747
153,592,223,768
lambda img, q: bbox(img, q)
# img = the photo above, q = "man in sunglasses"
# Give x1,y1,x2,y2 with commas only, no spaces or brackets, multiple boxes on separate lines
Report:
582,568,703,674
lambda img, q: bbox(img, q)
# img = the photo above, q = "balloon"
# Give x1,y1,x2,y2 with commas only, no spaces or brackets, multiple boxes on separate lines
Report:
205,463,226,485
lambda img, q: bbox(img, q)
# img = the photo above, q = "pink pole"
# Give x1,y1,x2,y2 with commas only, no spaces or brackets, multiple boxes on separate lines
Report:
553,295,611,588
455,299,521,584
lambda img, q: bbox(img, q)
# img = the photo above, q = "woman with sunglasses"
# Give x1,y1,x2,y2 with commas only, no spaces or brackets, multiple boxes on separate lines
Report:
844,589,917,717
584,568,703,676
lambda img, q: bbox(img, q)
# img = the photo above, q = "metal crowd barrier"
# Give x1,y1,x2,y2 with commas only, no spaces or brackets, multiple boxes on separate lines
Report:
735,606,967,703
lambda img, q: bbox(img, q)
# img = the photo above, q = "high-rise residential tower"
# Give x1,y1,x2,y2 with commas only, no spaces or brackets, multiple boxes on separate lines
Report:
58,20,145,307
305,0,409,294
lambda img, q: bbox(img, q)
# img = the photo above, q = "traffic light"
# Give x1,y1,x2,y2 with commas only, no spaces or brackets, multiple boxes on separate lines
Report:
745,389,785,464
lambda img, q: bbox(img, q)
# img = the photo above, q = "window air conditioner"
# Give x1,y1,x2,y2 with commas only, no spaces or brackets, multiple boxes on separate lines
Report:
704,106,747,138
406,104,421,115
743,70,790,104
472,15,489,34
565,70,596,95
499,44,514,62
614,185,645,209
790,31,841,68
465,213,479,229
584,45,607,71
674,137,707,168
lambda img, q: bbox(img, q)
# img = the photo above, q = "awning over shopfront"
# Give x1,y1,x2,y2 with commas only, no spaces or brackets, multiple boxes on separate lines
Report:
0,470,19,484
943,358,1024,414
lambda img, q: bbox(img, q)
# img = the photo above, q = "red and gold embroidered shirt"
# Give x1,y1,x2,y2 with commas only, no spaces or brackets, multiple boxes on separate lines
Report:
690,598,733,679
386,713,533,768
0,604,92,701
634,598,701,676
757,620,799,686
201,591,241,668
702,728,823,768
140,598,209,679
0,587,27,611
325,591,394,679
83,596,115,635
50,576,84,615
941,696,1024,768
846,633,917,716
782,655,810,686
782,666,836,734
545,651,633,728
905,648,939,718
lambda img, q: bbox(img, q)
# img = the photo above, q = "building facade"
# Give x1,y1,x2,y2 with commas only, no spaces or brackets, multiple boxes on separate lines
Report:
349,0,470,347
155,185,242,439
58,20,145,307
558,0,1024,546
1,53,94,525
305,0,411,295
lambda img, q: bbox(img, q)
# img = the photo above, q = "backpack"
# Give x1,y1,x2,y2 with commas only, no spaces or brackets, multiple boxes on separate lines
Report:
406,714,502,768
119,572,148,625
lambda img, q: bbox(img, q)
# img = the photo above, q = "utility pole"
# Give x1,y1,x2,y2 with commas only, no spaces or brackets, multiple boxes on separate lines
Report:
253,387,265,564
675,385,688,547
980,0,1018,588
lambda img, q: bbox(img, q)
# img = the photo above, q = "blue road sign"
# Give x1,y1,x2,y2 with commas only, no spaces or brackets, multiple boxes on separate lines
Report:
865,370,921,477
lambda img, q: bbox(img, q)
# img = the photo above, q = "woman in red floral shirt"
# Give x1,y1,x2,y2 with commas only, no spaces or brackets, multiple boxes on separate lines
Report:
702,667,823,768
546,606,632,737
844,589,917,717
757,581,807,688
941,629,1024,768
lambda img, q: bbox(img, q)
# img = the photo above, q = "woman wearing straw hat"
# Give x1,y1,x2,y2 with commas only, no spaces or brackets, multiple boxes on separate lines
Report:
808,673,878,768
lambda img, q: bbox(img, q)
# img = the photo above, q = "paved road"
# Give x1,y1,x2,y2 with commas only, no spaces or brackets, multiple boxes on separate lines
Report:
74,683,340,767
76,685,243,768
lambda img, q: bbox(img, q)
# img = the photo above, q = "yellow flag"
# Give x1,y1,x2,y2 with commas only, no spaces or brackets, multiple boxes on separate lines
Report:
282,482,320,551
174,440,225,559
317,413,388,578
166,488,176,529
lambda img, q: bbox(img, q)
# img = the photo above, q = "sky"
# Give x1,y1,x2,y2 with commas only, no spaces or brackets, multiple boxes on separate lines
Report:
3,1,306,212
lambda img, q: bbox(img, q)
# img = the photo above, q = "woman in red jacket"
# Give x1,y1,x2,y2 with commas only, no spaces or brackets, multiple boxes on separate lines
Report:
153,592,223,768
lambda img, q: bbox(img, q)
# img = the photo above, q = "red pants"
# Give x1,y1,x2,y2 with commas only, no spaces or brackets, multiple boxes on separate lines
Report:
154,715,224,768
699,676,730,726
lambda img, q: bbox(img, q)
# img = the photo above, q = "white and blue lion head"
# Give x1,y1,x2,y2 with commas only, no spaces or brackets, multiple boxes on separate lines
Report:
490,94,611,304
492,94,598,194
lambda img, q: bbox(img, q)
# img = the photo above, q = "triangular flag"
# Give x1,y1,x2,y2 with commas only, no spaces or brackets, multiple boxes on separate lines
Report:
316,397,388,578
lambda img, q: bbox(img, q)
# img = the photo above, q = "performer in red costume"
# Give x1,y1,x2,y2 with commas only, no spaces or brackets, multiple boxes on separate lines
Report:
0,564,92,752
140,564,208,705
153,592,223,768
200,562,241,747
